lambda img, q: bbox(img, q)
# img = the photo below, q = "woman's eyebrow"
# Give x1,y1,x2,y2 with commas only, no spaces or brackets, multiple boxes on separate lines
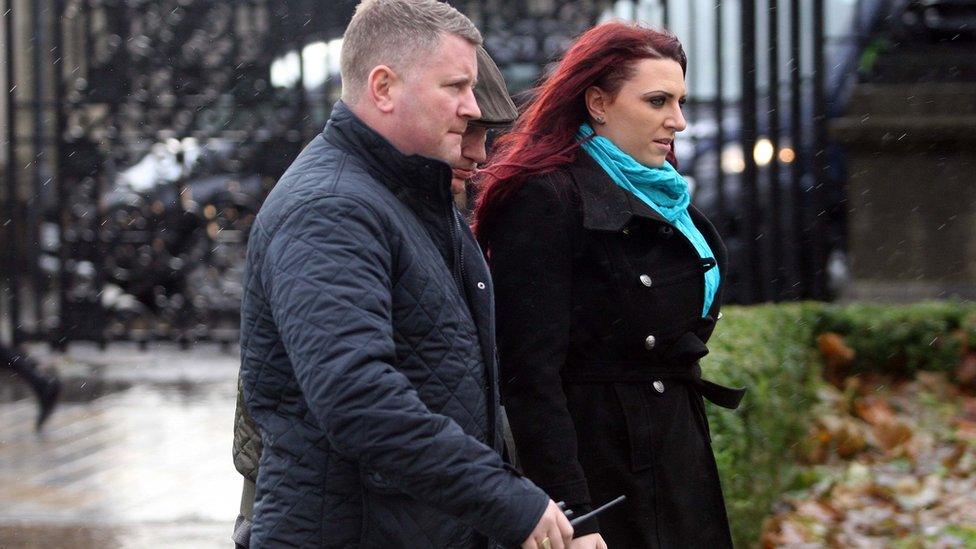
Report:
642,90,673,97
641,90,686,98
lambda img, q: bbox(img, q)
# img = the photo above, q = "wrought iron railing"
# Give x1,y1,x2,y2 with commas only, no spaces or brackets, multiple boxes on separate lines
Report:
2,0,865,348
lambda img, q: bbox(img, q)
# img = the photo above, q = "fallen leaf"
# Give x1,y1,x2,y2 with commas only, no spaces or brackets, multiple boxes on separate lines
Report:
818,332,857,387
873,419,914,452
856,396,897,426
796,500,838,523
954,355,976,389
894,475,941,510
952,419,976,443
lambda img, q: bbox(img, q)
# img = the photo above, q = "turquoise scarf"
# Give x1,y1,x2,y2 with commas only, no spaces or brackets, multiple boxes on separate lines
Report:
577,123,719,317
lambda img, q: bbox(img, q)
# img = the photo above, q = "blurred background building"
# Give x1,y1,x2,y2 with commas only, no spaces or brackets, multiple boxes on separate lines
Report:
2,0,975,350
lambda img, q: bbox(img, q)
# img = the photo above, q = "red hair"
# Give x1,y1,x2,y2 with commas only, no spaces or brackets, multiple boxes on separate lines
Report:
472,22,686,245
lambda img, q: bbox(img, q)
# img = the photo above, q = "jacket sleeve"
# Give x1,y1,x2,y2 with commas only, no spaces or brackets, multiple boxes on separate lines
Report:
262,195,547,547
487,177,600,535
232,374,262,483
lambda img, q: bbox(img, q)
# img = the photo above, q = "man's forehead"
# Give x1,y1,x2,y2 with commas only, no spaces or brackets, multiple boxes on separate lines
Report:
427,34,478,73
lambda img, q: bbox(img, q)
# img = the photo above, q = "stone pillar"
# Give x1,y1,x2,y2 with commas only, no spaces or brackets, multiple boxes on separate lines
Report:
832,83,976,300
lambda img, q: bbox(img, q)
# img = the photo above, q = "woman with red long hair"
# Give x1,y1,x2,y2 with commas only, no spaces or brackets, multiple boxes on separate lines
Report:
475,22,743,548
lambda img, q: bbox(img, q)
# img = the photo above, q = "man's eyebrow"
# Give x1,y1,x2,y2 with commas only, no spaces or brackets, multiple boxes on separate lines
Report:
447,74,476,84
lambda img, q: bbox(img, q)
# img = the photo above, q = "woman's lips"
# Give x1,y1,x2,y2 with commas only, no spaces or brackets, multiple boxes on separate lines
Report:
653,140,672,152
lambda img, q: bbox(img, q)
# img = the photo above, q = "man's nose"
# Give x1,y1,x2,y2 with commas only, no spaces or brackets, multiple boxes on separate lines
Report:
466,137,487,164
459,88,481,121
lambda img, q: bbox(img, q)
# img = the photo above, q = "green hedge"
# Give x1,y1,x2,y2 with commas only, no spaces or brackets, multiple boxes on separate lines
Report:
704,301,976,547
703,304,823,547
813,301,976,376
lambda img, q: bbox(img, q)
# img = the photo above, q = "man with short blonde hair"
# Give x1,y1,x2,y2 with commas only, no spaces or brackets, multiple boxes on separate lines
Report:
237,1,572,547
339,0,481,105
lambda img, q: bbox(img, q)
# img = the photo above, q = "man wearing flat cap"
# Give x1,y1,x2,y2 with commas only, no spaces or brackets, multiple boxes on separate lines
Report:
232,1,573,547
451,46,519,210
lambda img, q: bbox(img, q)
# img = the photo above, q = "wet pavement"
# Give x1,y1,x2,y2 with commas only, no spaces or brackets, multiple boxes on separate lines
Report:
0,343,241,548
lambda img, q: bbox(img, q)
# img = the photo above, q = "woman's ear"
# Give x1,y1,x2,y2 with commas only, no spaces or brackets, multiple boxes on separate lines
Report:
585,86,608,125
367,65,399,113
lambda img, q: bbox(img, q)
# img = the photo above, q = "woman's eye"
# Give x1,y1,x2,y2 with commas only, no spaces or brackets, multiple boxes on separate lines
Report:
648,97,665,107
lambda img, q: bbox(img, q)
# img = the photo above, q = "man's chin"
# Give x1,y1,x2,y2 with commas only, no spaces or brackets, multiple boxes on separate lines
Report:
436,135,464,162
450,178,466,196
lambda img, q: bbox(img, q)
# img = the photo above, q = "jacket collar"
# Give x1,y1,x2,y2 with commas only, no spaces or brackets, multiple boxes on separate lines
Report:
322,101,454,205
567,151,728,318
567,151,670,231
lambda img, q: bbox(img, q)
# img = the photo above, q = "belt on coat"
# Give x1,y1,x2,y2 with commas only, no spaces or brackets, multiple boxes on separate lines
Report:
562,332,746,410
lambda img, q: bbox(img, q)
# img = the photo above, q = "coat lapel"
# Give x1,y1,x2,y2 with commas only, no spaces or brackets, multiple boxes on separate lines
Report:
568,151,670,231
568,151,727,320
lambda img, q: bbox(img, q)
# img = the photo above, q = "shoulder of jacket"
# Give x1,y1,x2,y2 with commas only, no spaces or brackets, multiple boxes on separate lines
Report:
494,169,581,232
517,168,578,203
260,149,397,232
278,192,392,240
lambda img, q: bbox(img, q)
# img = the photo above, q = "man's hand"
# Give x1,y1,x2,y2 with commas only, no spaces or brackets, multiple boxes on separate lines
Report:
569,533,608,549
521,499,573,549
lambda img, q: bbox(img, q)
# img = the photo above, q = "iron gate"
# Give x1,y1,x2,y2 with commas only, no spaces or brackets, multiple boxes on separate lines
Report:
2,0,861,349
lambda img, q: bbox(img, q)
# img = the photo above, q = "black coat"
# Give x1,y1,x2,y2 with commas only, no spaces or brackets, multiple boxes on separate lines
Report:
239,102,547,548
484,152,744,548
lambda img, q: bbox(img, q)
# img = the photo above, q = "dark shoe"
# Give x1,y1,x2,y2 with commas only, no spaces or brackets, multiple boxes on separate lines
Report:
36,376,61,432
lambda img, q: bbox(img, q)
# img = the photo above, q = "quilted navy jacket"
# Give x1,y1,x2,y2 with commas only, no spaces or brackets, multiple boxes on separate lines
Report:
239,102,548,548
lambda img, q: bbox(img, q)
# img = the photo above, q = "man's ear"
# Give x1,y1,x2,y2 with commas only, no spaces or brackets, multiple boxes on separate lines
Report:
584,86,609,123
366,65,399,113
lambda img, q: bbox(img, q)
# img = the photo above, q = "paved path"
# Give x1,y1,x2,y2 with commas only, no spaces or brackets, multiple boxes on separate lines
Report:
0,344,242,548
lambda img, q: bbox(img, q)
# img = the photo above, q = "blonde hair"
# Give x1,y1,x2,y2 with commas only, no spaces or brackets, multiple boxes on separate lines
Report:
340,0,482,103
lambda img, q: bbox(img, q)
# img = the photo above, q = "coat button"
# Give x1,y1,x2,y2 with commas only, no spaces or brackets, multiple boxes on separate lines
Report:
644,335,656,350
371,472,383,483
653,380,665,393
639,274,652,287
658,226,674,237
477,282,486,290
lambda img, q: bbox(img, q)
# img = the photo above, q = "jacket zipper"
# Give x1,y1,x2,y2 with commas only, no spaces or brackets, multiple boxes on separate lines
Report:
453,209,467,290
447,206,464,294
450,207,497,450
